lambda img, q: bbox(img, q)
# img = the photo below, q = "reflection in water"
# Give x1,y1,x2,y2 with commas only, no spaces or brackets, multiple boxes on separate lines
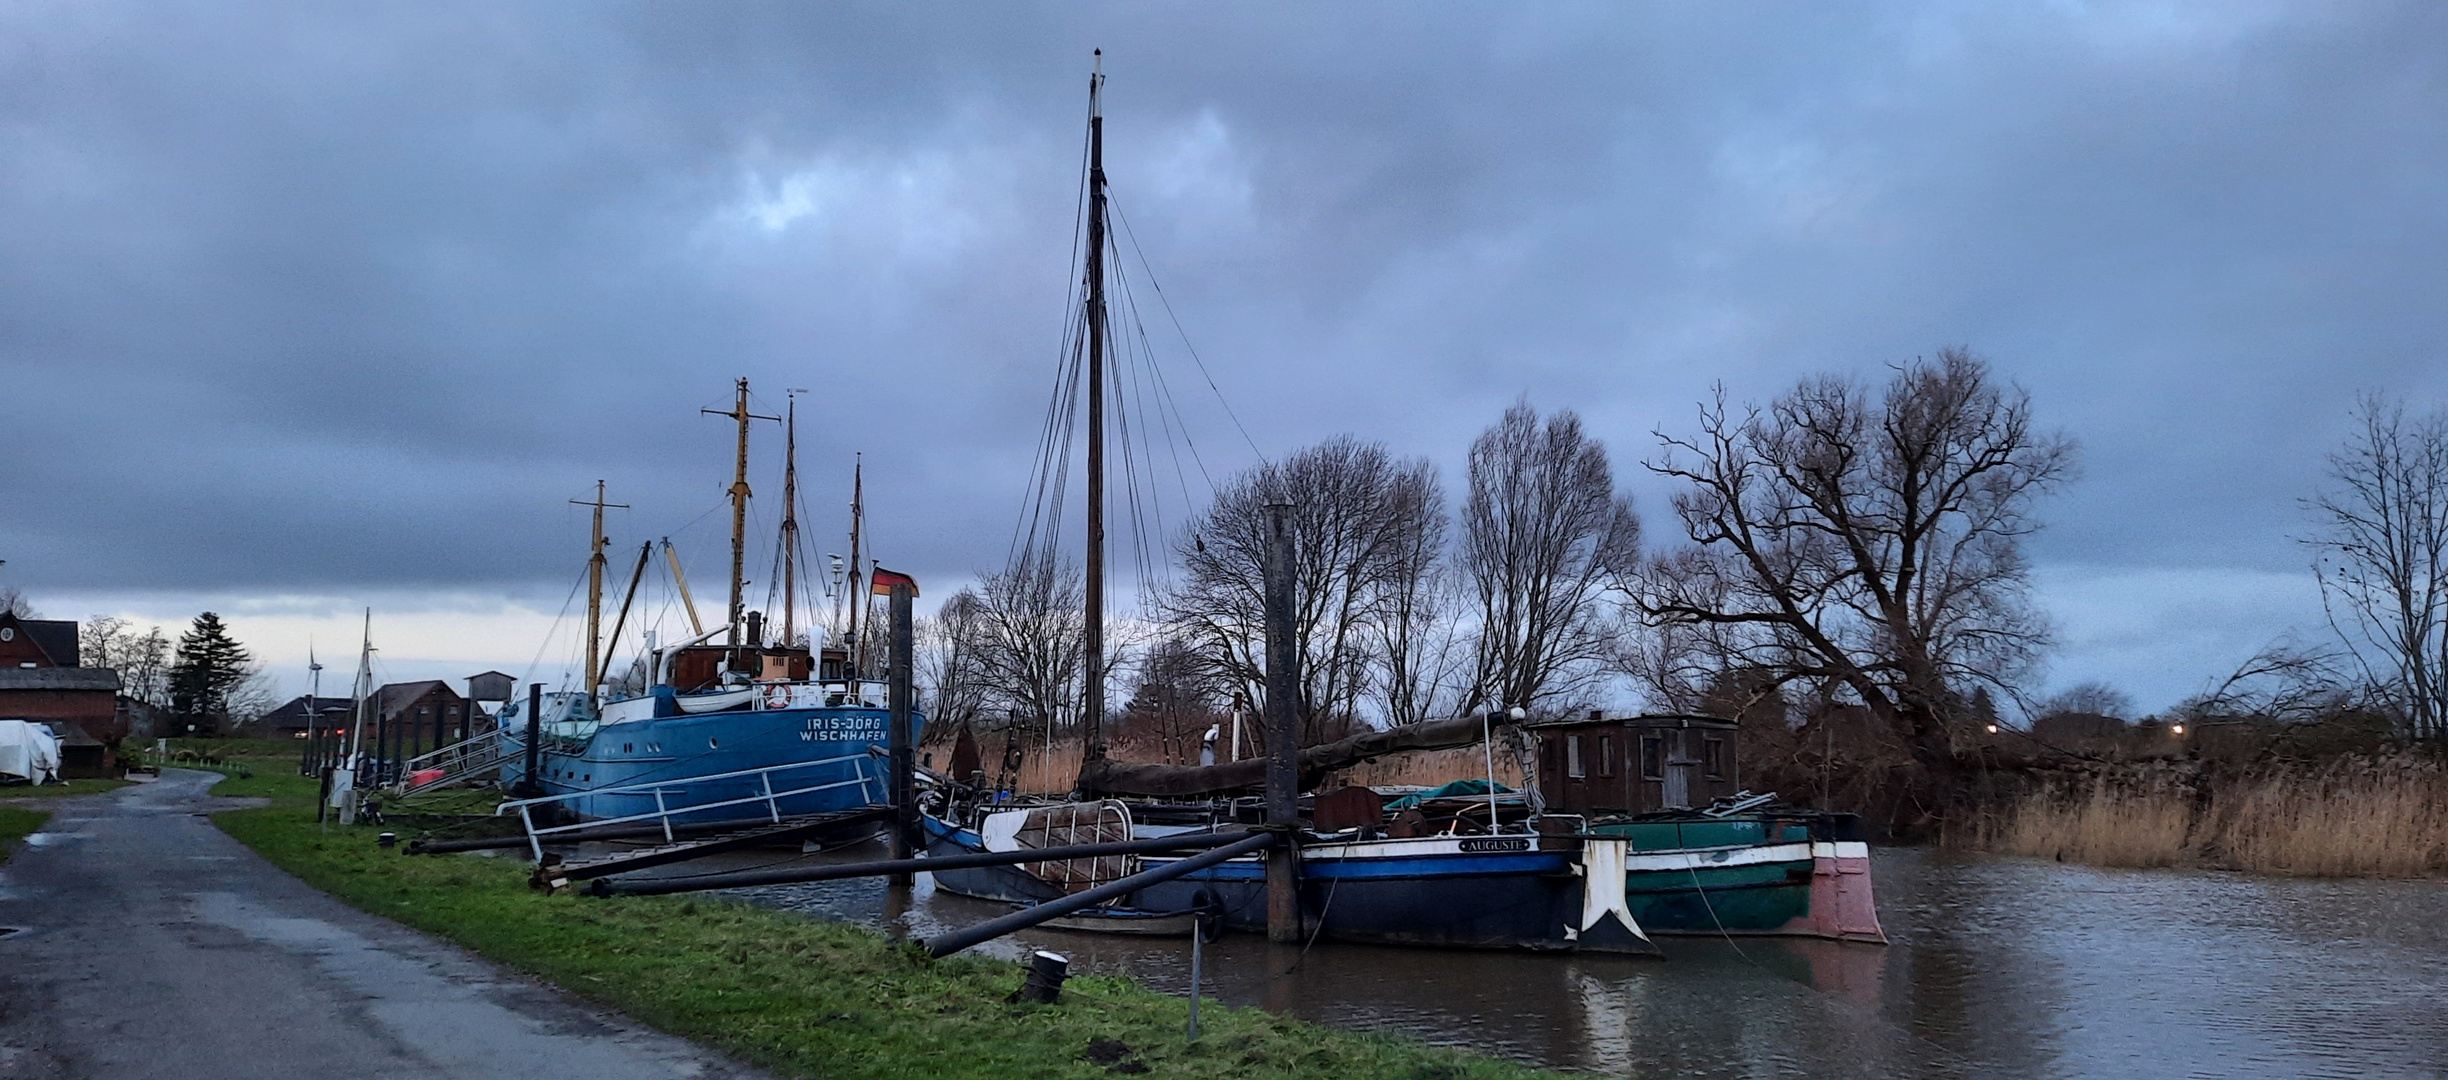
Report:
625,842,2448,1077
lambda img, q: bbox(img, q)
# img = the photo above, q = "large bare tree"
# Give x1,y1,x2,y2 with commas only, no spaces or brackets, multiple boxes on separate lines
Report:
2305,391,2448,739
967,555,1086,742
918,588,992,733
1638,350,2073,785
1161,437,1444,742
1461,401,1640,717
80,615,173,707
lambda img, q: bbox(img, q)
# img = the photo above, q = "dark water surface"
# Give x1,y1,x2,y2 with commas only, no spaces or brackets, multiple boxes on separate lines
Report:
643,844,2448,1077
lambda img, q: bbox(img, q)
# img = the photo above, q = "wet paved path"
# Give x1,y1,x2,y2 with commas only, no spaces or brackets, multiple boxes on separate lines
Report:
0,770,767,1080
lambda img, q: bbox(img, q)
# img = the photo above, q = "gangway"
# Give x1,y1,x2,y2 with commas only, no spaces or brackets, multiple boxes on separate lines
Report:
494,752,883,863
526,804,891,891
389,726,523,798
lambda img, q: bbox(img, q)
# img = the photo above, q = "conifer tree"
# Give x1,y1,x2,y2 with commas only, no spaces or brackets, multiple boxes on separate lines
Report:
169,612,252,736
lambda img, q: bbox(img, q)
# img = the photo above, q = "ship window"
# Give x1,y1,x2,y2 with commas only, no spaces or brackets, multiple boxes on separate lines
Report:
623,743,632,753
1566,735,1585,778
1640,736,1664,780
1704,737,1726,779
1598,735,1615,777
708,738,719,749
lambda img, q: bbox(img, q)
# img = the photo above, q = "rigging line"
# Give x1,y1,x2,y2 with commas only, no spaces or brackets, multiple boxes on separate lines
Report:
1109,193,1269,467
1123,283,1210,515
1108,256,1197,582
1112,296,1168,603
1010,301,1087,569
1006,107,1099,571
521,566,592,689
1128,284,1220,503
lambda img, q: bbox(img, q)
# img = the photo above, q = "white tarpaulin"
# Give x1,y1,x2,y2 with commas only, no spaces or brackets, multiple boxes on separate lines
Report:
0,720,62,785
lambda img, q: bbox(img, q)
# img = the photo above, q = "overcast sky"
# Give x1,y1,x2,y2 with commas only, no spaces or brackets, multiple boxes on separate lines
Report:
3,1,2443,713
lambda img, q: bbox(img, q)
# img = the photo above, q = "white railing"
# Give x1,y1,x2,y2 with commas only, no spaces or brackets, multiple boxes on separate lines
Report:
393,726,522,795
494,752,881,862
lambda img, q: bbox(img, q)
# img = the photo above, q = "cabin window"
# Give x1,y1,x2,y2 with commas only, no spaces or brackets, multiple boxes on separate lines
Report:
1566,735,1586,778
1597,735,1615,777
1704,737,1726,778
1639,736,1664,780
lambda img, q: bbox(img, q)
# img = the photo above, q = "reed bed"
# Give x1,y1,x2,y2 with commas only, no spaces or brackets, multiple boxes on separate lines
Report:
1983,753,2448,877
1342,745,1528,791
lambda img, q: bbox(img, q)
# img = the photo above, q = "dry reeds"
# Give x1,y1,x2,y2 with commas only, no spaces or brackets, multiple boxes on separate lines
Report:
1984,782,2195,868
1341,745,1527,791
1982,752,2448,877
918,732,1528,796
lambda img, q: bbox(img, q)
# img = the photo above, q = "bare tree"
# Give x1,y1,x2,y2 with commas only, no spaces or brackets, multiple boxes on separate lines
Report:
2036,681,2135,722
2172,638,2348,726
0,587,33,618
1119,635,1224,763
968,555,1086,742
1371,475,1468,728
918,588,991,732
2304,391,2448,739
80,615,172,707
225,667,284,735
1162,437,1445,741
1638,350,2074,785
1461,401,1640,717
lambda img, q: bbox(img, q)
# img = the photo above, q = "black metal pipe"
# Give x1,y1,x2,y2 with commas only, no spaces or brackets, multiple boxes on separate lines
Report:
922,831,1278,958
590,829,1261,897
516,682,542,798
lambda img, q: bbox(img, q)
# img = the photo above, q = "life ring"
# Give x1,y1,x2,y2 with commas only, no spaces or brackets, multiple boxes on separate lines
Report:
762,684,792,710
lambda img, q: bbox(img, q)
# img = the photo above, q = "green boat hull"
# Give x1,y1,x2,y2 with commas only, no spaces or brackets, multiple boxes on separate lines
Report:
1588,812,1887,943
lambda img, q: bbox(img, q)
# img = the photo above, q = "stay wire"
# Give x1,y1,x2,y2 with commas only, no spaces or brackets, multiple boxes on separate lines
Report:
1110,193,1268,467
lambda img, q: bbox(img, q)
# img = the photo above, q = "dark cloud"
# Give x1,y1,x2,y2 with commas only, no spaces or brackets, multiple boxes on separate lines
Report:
3,2,2443,705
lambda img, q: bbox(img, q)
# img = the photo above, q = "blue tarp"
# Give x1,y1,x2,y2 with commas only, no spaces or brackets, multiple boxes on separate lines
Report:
1384,778,1512,810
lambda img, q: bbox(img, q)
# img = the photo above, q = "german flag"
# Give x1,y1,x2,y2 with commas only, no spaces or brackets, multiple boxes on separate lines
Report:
869,566,919,598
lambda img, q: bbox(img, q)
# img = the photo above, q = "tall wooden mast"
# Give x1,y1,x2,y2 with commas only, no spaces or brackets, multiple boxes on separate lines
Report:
571,480,626,694
1082,52,1109,764
845,453,865,677
703,378,777,658
780,392,803,649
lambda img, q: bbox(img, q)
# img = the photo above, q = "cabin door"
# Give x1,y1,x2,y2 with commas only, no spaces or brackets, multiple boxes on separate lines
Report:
1663,756,1699,809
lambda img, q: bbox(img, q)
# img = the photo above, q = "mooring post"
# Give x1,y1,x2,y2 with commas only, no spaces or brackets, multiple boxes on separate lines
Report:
1262,501,1302,944
887,575,917,884
517,683,543,799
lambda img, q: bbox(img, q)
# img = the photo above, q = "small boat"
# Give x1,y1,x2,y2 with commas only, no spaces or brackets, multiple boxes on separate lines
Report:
1532,713,1888,943
922,794,1658,955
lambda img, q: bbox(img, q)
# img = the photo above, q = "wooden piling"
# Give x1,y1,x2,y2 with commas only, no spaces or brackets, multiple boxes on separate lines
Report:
1263,501,1301,944
886,575,917,884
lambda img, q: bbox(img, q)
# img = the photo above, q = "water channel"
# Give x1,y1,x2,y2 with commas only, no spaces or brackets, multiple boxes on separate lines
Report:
625,843,2448,1077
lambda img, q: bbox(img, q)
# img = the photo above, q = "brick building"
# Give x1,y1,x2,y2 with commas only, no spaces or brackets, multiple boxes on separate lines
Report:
0,613,124,743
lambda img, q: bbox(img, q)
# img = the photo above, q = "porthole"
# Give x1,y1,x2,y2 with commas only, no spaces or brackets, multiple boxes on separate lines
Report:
0,627,13,641
708,738,719,749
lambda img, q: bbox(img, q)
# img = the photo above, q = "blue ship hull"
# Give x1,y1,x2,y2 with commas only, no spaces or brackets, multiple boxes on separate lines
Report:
921,814,1656,955
502,695,919,827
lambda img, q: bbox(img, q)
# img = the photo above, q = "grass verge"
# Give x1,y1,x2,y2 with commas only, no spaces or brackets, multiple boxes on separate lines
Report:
211,771,1555,1080
0,806,47,864
0,778,134,800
